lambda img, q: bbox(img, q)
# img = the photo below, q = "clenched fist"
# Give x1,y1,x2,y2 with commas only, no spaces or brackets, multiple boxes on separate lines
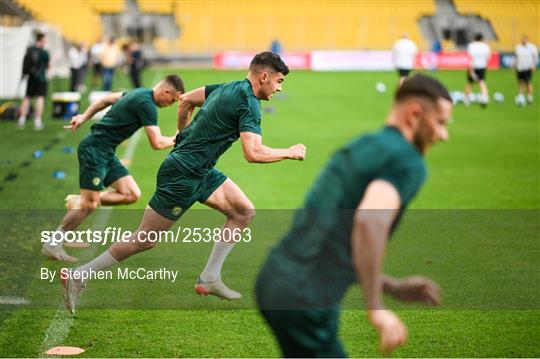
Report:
287,144,306,161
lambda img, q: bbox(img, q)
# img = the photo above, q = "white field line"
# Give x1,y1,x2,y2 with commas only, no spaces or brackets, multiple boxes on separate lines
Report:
0,296,29,305
39,129,143,357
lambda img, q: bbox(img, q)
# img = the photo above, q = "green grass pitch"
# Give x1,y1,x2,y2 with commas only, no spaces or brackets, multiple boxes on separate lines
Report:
0,68,538,357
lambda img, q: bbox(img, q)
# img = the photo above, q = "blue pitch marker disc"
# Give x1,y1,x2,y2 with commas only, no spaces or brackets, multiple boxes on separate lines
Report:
63,146,75,154
52,171,66,180
33,150,44,159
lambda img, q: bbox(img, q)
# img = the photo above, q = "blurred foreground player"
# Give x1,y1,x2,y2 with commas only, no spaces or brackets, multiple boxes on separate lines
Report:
256,74,452,356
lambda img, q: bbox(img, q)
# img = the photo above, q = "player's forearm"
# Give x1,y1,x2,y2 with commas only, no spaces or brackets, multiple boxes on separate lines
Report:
81,99,110,122
177,103,194,132
352,216,388,310
381,275,399,296
146,125,175,150
153,135,175,150
149,133,175,150
244,145,290,163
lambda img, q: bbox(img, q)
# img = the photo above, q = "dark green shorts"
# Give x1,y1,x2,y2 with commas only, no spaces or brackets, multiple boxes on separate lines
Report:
255,266,346,357
258,309,345,357
78,135,129,191
148,159,227,221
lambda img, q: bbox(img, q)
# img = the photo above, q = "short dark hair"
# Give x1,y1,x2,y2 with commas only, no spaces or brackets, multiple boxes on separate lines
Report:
164,74,185,93
249,51,289,75
474,33,483,41
36,32,45,42
395,74,451,105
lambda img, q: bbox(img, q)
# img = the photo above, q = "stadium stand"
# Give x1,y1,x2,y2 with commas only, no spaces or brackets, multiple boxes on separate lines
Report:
454,0,539,50
89,0,125,14
10,0,538,55
138,0,173,14
14,0,104,43
171,0,436,53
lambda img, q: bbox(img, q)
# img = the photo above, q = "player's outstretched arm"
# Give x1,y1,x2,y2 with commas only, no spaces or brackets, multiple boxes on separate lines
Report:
382,275,442,306
177,87,205,132
351,180,407,354
64,92,123,132
144,125,175,150
240,132,306,163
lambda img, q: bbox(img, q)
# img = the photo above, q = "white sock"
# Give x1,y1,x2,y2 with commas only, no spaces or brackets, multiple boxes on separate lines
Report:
34,118,42,127
44,226,65,250
17,117,26,126
527,94,533,103
74,250,118,282
200,242,235,282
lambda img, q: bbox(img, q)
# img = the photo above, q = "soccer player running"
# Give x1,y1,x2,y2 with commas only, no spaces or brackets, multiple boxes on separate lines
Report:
42,75,184,262
464,33,491,107
256,74,452,356
61,52,306,313
514,35,538,106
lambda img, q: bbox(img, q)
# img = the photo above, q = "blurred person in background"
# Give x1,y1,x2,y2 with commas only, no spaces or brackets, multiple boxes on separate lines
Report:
100,38,121,91
68,43,88,92
17,32,49,130
270,39,283,54
126,40,145,88
464,33,491,107
514,35,538,106
392,34,417,87
90,40,104,89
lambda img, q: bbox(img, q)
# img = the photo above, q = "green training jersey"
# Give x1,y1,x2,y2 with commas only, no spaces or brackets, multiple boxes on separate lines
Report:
37,47,49,82
168,79,262,176
267,126,426,307
25,46,49,82
90,88,158,148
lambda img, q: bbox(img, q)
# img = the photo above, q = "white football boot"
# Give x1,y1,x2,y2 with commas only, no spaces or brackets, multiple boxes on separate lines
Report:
42,245,77,262
61,275,86,315
194,277,242,300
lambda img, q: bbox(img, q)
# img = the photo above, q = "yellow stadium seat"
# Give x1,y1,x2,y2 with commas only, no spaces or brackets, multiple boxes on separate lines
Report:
169,0,436,54
15,0,105,44
139,0,173,14
454,0,539,51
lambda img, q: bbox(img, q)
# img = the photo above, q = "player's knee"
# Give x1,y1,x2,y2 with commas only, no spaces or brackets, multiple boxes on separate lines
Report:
133,231,158,250
139,240,157,250
125,189,141,204
234,203,255,227
81,198,100,211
